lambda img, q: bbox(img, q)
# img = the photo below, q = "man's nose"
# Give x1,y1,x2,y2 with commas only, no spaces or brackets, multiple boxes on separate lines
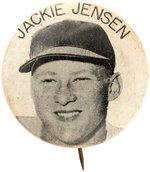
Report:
54,83,77,106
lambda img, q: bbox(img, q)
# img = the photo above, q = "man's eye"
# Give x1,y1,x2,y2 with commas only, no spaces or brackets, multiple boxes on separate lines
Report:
41,79,56,83
73,77,91,82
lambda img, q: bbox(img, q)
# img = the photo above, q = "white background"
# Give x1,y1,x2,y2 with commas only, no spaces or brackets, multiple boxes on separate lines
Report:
0,0,150,172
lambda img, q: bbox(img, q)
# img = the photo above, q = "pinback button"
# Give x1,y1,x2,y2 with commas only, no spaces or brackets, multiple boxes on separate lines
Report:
2,2,148,170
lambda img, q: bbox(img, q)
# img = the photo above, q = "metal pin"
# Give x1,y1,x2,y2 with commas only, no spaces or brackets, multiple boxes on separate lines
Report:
78,148,84,170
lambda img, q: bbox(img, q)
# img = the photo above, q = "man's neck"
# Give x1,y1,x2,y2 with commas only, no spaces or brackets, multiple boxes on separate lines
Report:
85,121,107,146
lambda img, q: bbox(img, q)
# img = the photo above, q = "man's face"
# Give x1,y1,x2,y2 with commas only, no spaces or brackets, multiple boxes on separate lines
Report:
31,60,110,145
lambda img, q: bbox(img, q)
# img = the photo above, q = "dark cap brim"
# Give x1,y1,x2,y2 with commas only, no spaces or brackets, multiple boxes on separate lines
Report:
19,53,114,73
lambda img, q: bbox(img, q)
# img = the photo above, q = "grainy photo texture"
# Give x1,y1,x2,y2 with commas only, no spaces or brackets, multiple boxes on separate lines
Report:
2,2,148,148
18,20,122,146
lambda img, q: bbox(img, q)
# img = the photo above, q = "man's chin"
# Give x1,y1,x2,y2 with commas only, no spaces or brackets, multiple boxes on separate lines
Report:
58,138,84,146
41,123,88,146
55,133,88,146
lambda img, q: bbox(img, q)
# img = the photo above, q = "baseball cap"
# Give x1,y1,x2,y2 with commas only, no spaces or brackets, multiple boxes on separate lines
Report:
19,20,115,73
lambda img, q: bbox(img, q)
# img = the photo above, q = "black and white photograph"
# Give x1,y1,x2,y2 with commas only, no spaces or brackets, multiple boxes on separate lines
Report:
0,1,149,172
2,1,148,147
17,19,123,146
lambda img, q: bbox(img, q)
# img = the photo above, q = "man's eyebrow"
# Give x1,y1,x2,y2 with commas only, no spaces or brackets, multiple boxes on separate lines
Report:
35,71,57,76
72,69,99,77
72,70,91,75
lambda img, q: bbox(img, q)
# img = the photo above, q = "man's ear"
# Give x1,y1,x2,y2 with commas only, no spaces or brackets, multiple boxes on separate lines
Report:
108,72,122,101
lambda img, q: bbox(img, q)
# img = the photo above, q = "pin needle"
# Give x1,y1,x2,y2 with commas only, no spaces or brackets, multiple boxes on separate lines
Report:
78,148,84,170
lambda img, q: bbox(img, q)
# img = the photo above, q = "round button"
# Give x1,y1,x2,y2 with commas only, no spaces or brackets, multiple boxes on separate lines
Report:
2,2,148,148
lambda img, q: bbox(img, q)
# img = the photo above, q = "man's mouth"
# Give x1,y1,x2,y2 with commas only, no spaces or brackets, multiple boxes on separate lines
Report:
54,110,82,122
